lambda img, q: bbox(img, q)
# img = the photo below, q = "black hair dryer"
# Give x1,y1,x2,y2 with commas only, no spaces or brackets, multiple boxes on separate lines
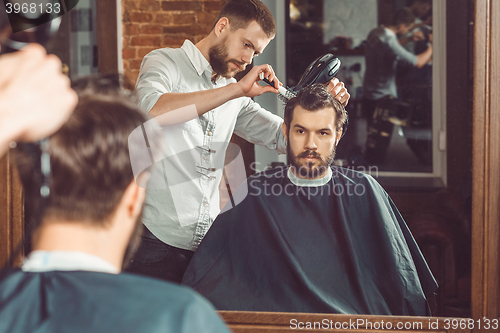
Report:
290,53,341,94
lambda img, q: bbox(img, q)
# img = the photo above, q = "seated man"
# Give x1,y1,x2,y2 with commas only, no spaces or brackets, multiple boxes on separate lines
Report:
182,84,438,316
0,78,230,333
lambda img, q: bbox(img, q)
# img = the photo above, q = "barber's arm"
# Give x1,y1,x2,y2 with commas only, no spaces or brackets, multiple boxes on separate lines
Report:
415,33,432,68
138,52,281,118
0,44,77,157
388,34,432,70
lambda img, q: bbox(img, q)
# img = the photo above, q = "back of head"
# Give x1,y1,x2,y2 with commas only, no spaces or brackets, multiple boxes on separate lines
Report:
392,8,416,26
214,0,276,38
284,83,347,132
408,0,432,18
15,76,149,226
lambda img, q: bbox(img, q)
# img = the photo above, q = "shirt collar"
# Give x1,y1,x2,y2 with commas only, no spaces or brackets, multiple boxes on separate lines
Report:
287,167,332,187
21,250,119,274
181,39,212,76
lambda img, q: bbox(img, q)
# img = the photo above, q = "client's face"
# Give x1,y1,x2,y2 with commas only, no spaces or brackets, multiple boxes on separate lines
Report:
286,105,339,179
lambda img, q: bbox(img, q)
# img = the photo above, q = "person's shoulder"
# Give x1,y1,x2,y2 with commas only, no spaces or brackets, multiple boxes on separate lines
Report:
142,46,185,65
116,273,228,330
331,166,381,187
78,271,220,313
0,268,25,289
368,26,385,38
115,272,202,298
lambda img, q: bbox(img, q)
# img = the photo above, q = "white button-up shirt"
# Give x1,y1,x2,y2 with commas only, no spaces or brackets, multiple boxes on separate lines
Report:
135,40,286,251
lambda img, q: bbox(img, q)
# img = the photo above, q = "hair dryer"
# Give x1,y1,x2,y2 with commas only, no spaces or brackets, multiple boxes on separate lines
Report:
261,53,348,138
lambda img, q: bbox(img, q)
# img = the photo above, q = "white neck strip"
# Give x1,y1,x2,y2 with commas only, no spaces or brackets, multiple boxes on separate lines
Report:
22,250,119,274
287,167,332,187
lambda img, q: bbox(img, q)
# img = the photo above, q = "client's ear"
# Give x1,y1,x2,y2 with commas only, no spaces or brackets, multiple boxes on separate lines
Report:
123,180,146,219
282,123,288,141
336,128,343,145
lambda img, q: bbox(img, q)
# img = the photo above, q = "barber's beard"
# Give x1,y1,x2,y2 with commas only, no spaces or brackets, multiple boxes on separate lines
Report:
287,139,336,179
208,39,245,83
121,208,144,270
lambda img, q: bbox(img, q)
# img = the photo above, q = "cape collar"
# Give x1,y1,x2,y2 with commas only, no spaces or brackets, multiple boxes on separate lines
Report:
287,167,332,187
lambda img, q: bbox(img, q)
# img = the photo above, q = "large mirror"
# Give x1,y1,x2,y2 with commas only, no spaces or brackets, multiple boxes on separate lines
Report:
4,0,494,329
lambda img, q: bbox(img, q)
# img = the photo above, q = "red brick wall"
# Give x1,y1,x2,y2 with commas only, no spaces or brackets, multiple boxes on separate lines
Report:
122,0,227,85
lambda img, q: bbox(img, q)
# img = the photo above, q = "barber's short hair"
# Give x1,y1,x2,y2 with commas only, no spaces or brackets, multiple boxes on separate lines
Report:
214,0,276,38
392,8,416,26
284,84,347,132
15,76,150,225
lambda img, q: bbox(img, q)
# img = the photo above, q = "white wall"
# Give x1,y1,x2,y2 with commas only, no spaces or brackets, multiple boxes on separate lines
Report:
323,0,378,48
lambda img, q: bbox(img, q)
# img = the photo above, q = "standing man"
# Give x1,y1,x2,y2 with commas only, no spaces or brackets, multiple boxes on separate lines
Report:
129,0,350,283
363,8,432,165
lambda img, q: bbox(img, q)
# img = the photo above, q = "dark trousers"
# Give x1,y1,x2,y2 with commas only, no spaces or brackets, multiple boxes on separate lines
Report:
125,226,194,284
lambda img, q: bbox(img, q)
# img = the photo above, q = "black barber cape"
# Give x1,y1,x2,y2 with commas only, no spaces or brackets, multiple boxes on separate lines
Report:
182,166,438,315
0,270,230,333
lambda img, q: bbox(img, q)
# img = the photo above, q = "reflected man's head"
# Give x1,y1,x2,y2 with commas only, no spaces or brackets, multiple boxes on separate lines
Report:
209,0,276,80
15,77,150,267
282,84,347,180
392,8,417,35
410,0,432,19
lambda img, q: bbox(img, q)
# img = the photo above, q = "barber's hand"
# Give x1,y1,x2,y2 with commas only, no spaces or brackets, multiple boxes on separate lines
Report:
0,44,77,144
326,78,350,106
412,30,425,42
236,64,281,98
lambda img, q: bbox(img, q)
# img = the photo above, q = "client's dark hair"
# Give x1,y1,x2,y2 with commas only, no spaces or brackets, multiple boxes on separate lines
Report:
284,83,347,132
392,8,416,26
15,76,149,225
213,0,276,38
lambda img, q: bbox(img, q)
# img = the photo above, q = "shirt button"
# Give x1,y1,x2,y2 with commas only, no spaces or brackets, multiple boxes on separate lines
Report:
204,202,209,207
207,131,213,136
203,156,209,161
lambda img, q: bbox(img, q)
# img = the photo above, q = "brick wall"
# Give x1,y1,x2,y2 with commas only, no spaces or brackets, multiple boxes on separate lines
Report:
122,0,227,85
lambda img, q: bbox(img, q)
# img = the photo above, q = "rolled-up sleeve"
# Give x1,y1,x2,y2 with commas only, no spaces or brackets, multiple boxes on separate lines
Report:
234,98,287,154
135,51,178,113
387,37,418,66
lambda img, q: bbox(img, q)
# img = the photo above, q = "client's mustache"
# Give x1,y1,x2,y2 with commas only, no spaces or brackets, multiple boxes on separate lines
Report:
297,150,322,159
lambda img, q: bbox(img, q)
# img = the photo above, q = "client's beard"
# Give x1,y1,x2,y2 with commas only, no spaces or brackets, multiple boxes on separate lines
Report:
287,139,336,179
121,207,144,270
